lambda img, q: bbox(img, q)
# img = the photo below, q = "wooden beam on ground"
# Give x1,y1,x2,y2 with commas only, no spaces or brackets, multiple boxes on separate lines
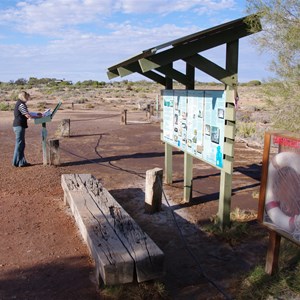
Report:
61,174,164,284
62,175,134,285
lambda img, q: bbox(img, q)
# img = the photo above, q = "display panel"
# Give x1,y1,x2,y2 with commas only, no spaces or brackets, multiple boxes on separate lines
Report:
259,132,300,245
162,89,226,169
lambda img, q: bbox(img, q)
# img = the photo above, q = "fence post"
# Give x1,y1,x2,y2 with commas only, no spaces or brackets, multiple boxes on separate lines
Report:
56,119,70,137
121,109,127,125
145,168,163,213
150,104,154,116
48,139,60,166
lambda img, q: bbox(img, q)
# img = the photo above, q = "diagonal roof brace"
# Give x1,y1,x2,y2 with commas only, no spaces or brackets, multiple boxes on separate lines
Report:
183,54,235,86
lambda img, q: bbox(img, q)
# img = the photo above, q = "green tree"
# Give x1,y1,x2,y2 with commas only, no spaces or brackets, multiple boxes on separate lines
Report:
14,78,28,85
246,0,300,132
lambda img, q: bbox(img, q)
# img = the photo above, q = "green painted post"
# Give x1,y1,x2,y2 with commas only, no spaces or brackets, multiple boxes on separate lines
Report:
164,143,173,184
42,123,48,165
183,152,193,202
218,168,233,227
217,40,238,228
218,89,236,228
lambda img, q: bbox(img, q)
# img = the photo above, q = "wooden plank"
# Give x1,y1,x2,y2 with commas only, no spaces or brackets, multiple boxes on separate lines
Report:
222,157,233,175
258,132,271,222
224,106,235,121
224,123,235,139
61,175,134,285
62,174,164,283
78,174,165,283
223,140,234,157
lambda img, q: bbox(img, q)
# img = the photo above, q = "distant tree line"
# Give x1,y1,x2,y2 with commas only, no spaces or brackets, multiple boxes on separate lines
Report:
0,77,262,88
0,77,107,88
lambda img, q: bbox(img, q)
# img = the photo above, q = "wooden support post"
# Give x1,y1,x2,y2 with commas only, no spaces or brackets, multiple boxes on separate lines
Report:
218,88,235,229
145,168,163,213
41,123,48,165
150,104,154,116
155,95,159,116
121,109,127,125
146,104,151,120
48,139,60,166
183,152,193,203
265,230,281,275
60,119,70,137
258,132,271,222
164,143,173,184
218,170,232,228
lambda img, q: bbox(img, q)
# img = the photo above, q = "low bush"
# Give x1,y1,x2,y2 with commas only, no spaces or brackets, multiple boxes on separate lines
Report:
0,102,11,111
237,121,256,138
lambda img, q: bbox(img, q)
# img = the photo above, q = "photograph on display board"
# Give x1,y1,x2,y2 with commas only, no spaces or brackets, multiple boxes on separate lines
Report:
174,113,178,126
205,124,211,136
260,133,300,245
211,126,220,144
218,108,224,119
197,145,203,153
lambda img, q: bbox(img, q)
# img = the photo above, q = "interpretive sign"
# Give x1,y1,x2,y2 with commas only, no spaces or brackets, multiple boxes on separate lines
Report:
162,89,226,169
259,132,300,245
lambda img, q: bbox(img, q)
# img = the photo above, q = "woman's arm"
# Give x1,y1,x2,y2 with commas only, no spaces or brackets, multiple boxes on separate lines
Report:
19,103,42,119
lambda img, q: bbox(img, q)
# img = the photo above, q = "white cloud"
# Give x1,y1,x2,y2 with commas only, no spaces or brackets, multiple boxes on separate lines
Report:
0,0,272,82
0,0,237,36
114,0,236,14
0,0,112,35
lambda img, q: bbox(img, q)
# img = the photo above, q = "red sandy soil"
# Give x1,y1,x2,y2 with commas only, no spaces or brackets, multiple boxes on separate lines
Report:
0,108,268,299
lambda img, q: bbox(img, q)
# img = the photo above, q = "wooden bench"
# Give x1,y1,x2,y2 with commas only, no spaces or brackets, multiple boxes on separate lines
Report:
61,174,164,285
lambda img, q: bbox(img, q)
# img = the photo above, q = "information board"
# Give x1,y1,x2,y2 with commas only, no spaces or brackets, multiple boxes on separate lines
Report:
259,132,300,245
162,90,226,169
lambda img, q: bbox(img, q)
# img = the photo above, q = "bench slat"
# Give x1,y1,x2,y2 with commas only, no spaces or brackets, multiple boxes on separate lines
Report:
62,175,134,285
62,174,164,283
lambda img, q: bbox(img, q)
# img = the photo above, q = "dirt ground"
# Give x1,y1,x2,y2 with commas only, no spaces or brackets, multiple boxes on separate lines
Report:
0,106,269,300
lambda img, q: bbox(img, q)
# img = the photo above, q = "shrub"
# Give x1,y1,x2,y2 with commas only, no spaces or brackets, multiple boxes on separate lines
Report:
85,103,94,109
36,102,47,110
246,80,262,86
74,98,88,104
0,102,11,111
237,122,256,138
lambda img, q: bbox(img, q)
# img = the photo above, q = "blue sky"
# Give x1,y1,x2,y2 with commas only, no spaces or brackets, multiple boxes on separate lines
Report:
0,0,273,83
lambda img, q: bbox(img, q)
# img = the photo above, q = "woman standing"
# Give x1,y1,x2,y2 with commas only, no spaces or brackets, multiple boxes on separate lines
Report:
12,91,41,167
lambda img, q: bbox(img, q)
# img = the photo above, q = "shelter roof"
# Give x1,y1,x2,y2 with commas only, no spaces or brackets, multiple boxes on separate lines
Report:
107,14,261,86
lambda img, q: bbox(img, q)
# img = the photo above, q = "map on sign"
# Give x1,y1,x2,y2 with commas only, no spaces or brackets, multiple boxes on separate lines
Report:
162,89,226,169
